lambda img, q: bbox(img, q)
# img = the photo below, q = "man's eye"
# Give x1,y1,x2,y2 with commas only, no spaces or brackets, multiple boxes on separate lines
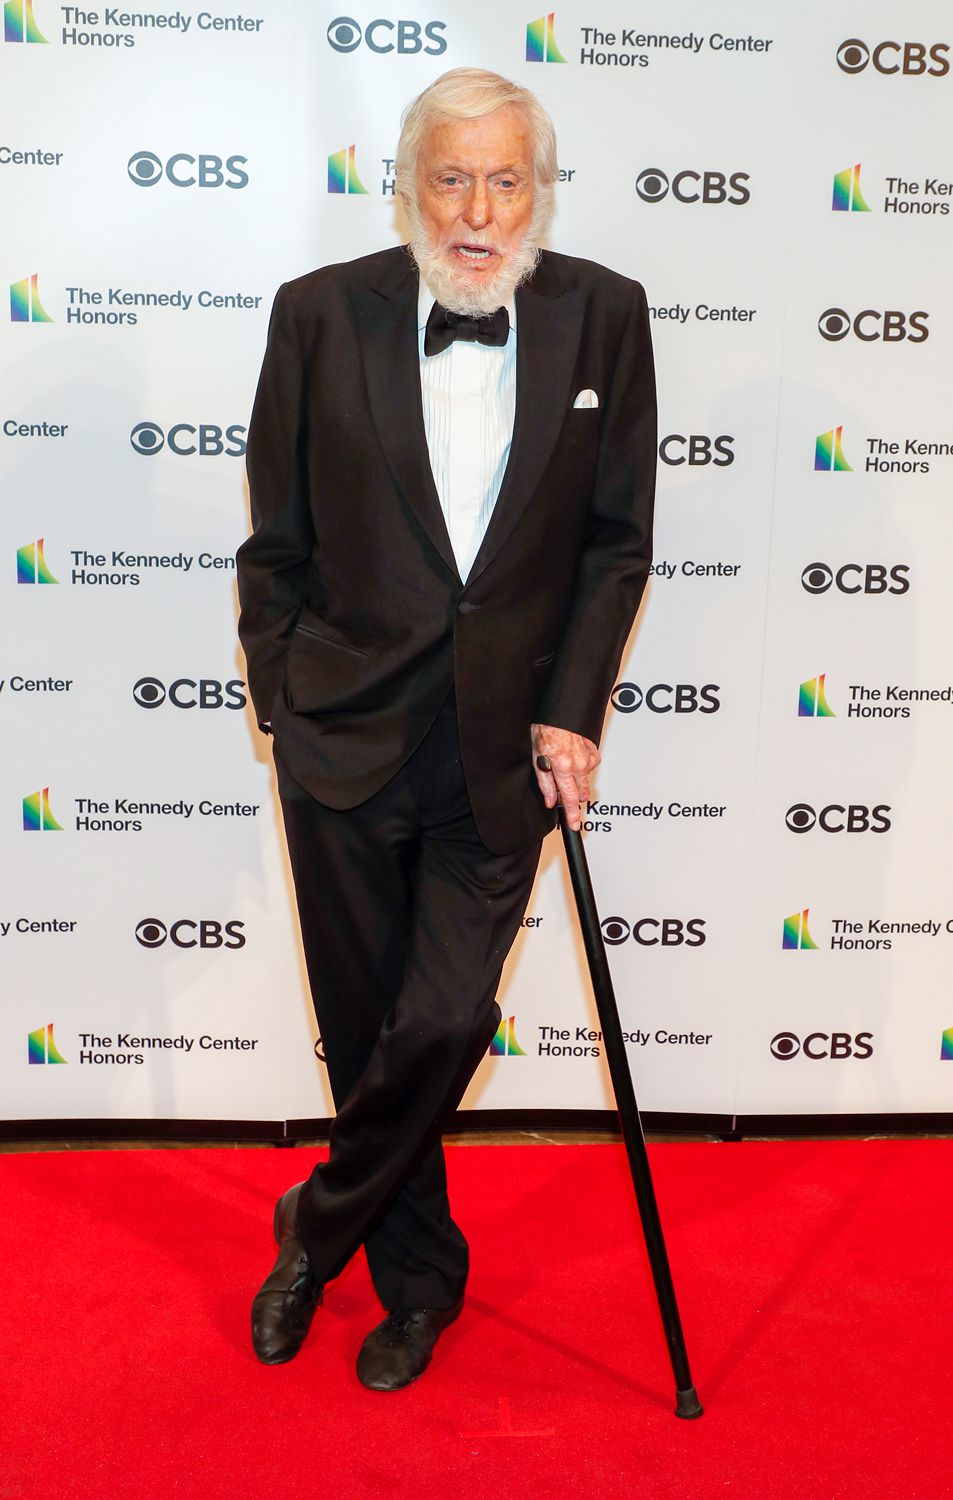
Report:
496,178,517,191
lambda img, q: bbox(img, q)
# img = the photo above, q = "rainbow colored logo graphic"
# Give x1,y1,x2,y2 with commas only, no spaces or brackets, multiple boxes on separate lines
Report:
28,1022,67,1065
490,1015,526,1056
815,424,852,472
798,674,835,718
832,163,871,213
782,909,818,951
941,1028,953,1061
10,272,53,322
327,146,368,195
4,0,47,42
22,787,63,831
526,12,566,63
17,537,58,584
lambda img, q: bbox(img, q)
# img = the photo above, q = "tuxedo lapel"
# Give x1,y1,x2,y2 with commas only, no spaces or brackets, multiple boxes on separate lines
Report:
350,254,461,585
466,266,584,587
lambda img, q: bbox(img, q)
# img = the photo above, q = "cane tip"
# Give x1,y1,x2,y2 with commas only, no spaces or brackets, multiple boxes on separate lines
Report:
674,1386,704,1420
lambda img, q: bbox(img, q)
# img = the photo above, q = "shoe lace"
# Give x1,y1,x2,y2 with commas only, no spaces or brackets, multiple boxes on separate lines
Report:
384,1310,423,1345
289,1255,317,1297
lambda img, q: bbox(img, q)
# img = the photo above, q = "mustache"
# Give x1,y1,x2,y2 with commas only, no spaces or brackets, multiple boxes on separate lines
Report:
443,230,501,252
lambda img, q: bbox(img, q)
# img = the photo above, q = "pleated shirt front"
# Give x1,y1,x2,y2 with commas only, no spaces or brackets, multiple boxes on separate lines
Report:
417,276,517,582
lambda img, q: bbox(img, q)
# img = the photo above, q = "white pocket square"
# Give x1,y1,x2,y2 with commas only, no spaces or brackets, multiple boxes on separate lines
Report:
573,388,599,409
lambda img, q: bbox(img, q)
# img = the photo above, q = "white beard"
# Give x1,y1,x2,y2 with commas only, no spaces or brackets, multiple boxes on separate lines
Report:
405,203,542,317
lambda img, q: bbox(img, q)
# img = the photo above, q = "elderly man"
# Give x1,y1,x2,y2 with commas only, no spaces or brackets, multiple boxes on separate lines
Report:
237,66,656,1391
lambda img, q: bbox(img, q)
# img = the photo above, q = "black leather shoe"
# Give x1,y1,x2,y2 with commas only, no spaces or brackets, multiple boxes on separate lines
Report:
250,1182,322,1365
356,1300,464,1391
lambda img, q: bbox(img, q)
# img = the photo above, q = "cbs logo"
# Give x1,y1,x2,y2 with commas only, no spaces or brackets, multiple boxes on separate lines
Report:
326,15,447,53
801,563,910,596
836,38,949,76
133,677,246,711
635,169,750,205
818,307,929,343
130,422,247,457
135,918,246,950
785,803,891,835
611,683,720,714
771,1031,874,1061
127,152,249,189
659,435,734,467
601,917,706,947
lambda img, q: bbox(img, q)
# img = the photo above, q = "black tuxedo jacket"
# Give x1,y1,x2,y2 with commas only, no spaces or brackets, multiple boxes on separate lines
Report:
236,245,656,854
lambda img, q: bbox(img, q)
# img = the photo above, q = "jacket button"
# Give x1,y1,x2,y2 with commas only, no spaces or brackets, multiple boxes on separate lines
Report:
457,601,478,615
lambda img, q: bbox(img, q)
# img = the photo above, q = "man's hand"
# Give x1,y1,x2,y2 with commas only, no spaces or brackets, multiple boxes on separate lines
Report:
531,723,600,831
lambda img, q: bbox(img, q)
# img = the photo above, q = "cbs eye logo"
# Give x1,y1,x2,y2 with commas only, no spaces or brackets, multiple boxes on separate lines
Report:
611,685,642,713
134,678,166,707
818,308,850,341
801,563,834,593
135,919,167,948
771,1031,801,1059
602,917,630,944
327,16,362,49
128,152,164,185
130,422,164,455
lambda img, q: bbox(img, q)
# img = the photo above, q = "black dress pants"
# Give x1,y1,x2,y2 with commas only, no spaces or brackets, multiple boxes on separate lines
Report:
274,691,542,1311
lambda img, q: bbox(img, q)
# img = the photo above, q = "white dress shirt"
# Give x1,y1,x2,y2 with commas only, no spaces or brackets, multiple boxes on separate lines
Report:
417,276,517,582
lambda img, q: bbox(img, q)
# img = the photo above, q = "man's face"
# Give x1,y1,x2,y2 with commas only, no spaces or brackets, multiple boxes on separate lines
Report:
412,106,537,313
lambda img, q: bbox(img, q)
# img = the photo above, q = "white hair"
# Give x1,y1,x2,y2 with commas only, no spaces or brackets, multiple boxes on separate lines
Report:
396,66,558,221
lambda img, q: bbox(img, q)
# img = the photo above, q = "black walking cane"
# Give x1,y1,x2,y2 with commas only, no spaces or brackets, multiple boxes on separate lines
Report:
537,756,703,1419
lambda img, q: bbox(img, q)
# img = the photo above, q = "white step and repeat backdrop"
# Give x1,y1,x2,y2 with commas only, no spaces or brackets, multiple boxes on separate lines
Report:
3,1,952,1128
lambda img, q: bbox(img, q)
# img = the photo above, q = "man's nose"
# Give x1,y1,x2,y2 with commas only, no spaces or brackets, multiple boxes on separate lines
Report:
463,178,492,230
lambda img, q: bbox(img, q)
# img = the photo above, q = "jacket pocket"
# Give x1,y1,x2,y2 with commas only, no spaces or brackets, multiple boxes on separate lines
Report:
294,618,370,658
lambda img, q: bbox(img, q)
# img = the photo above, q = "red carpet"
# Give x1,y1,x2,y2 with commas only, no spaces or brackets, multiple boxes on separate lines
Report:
1,1140,950,1500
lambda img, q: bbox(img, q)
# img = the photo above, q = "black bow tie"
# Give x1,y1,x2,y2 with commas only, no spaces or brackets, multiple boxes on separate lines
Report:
424,302,509,358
